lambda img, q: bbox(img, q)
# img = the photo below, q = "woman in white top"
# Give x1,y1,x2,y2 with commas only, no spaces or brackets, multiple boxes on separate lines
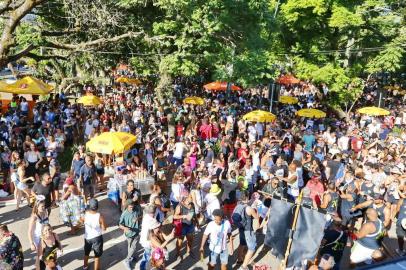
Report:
24,143,42,181
12,161,33,211
81,199,106,270
28,200,49,270
45,135,59,154
282,163,299,199
20,98,29,115
190,183,205,228
170,171,185,210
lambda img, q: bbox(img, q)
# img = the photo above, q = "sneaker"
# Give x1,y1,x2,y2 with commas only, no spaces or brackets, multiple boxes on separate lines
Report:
396,248,405,256
123,259,132,270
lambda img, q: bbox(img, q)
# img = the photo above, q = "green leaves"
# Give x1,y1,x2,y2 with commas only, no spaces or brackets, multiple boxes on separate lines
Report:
329,5,364,29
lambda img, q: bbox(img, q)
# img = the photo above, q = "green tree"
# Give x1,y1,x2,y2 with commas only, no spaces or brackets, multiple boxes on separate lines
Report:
275,0,405,115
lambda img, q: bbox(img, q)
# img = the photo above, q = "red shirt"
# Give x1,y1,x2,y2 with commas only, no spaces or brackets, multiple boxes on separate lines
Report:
237,148,248,169
351,136,363,153
176,124,184,137
211,124,219,138
199,124,212,140
305,178,324,205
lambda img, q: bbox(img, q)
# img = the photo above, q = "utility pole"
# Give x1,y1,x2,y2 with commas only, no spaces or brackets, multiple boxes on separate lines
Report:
269,79,275,112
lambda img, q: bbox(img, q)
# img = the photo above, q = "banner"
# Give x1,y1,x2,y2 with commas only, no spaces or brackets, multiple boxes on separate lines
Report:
287,206,327,267
264,198,294,259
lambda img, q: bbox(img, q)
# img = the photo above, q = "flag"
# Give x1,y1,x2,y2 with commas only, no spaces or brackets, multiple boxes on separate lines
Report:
264,198,294,259
287,206,327,267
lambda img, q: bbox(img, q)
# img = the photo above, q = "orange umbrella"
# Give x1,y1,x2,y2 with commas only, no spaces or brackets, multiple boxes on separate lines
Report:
277,74,300,85
203,81,242,91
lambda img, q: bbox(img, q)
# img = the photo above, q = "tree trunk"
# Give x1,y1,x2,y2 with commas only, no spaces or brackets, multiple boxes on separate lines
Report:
155,72,173,103
329,106,346,119
0,0,45,69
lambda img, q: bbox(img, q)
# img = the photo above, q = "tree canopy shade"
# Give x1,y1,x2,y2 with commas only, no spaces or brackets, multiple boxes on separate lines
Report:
0,0,405,110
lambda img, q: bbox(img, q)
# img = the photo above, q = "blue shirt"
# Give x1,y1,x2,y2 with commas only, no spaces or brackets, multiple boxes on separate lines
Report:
72,158,85,178
303,134,315,151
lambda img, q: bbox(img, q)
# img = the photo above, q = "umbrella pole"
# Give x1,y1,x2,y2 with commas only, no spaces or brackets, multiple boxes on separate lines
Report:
279,190,303,270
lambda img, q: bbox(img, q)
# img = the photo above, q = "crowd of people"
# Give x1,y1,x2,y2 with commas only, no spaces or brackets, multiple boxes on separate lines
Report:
0,72,405,270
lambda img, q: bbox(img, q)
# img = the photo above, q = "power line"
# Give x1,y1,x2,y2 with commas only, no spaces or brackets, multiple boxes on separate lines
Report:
40,44,406,58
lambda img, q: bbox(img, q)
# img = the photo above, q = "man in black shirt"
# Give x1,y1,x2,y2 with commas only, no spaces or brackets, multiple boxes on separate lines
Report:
319,221,348,270
31,173,54,214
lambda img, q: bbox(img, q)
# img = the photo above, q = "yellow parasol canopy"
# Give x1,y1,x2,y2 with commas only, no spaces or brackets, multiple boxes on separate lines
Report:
0,76,53,95
86,132,137,154
77,95,102,106
116,77,142,85
0,81,8,91
183,96,205,105
279,96,298,105
296,108,326,118
243,110,276,122
357,106,390,116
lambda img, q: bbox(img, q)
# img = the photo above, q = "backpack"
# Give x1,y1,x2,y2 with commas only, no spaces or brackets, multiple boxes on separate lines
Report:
231,203,248,229
160,193,171,209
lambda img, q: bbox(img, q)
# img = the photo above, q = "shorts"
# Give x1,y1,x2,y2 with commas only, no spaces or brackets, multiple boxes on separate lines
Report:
181,223,195,236
52,176,61,190
239,228,257,251
209,249,229,266
244,230,257,251
14,180,28,191
84,235,103,257
173,157,183,167
238,228,246,246
396,223,406,238
350,241,375,264
96,168,105,175
387,195,398,205
83,184,95,198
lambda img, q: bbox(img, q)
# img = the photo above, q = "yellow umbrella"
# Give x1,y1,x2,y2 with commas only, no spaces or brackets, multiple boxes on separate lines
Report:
0,81,8,90
116,77,128,83
357,106,390,116
279,96,298,105
1,76,53,95
296,108,326,118
86,132,137,154
127,78,142,85
183,96,205,105
243,110,276,122
77,95,102,106
116,77,142,85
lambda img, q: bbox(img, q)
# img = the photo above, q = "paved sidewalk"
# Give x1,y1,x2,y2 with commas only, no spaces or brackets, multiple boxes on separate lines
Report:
0,194,277,270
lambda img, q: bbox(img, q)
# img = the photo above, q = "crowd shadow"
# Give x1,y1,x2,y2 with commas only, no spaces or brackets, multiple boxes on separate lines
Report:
0,204,32,225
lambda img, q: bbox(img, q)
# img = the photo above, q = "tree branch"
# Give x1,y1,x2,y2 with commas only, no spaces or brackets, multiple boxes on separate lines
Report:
45,31,145,50
0,0,46,68
40,27,81,37
7,43,36,62
25,52,68,61
0,0,12,15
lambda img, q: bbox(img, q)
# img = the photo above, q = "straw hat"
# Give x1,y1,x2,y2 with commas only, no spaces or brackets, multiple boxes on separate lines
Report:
210,184,222,196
